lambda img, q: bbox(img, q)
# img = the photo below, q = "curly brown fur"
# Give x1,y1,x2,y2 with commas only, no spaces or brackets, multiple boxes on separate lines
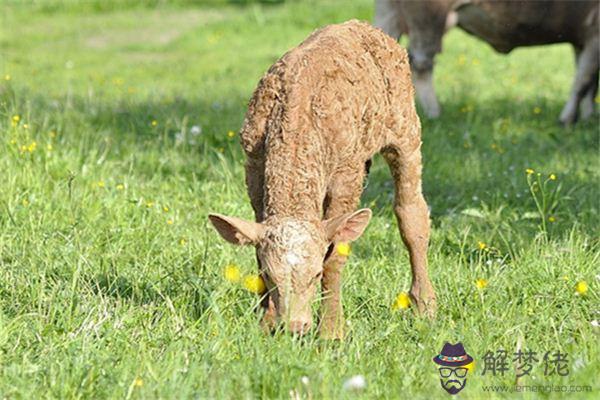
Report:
210,20,436,338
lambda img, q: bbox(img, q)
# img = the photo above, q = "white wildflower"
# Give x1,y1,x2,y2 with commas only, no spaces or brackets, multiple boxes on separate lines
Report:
343,375,366,391
190,125,202,136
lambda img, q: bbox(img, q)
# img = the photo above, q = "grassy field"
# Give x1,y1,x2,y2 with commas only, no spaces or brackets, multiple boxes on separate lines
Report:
1,1,598,398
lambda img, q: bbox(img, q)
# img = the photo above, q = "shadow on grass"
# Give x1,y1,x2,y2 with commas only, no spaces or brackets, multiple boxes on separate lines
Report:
363,96,598,230
89,271,214,319
9,90,598,238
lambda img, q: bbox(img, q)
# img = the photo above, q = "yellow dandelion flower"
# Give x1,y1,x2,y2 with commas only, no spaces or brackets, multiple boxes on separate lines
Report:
10,138,16,145
337,242,351,257
475,278,488,289
22,199,29,207
151,120,158,127
23,124,29,129
477,241,487,250
533,106,542,114
525,168,534,175
134,377,143,387
12,115,20,123
20,145,27,153
243,275,266,294
97,180,105,188
145,201,154,208
167,219,174,225
562,275,569,281
464,361,476,372
548,216,556,223
224,264,241,283
27,142,37,152
179,238,187,246
4,74,10,81
549,174,556,180
227,130,235,138
163,206,169,212
575,281,588,295
46,144,53,151
116,184,124,190
391,292,411,310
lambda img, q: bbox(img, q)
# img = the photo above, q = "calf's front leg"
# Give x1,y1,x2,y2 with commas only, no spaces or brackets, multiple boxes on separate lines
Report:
319,249,347,339
318,172,364,339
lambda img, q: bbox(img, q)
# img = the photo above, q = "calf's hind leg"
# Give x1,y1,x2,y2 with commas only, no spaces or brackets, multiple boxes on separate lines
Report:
382,142,436,317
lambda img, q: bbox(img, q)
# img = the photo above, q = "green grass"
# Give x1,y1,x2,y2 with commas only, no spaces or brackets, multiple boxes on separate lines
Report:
1,1,598,398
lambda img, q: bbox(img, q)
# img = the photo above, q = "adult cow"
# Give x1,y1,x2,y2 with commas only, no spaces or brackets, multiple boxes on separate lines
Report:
374,0,599,125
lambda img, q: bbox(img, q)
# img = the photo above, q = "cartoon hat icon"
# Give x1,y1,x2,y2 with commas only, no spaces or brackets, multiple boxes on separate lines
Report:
433,342,473,367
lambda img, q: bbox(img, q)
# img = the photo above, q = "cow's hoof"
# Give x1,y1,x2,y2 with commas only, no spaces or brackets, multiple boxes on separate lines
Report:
558,118,577,128
580,101,596,121
558,109,578,127
425,105,441,119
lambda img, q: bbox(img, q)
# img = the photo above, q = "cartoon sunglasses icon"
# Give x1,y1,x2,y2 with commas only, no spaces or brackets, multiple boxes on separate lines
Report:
438,367,468,378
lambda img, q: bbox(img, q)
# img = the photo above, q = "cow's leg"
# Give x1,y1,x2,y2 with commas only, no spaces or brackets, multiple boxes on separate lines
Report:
408,28,444,118
573,47,599,121
413,69,441,119
580,69,599,120
382,140,436,317
374,0,408,40
560,39,600,125
318,169,365,339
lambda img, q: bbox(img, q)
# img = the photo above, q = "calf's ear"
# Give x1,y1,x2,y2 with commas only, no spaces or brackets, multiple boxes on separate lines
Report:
208,213,265,245
324,208,372,243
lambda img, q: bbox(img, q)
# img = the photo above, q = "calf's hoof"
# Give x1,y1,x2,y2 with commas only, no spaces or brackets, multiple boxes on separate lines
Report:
410,286,437,319
260,308,277,333
318,320,345,340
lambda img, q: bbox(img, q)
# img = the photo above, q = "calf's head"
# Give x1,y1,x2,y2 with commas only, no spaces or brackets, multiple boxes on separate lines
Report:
208,209,371,335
